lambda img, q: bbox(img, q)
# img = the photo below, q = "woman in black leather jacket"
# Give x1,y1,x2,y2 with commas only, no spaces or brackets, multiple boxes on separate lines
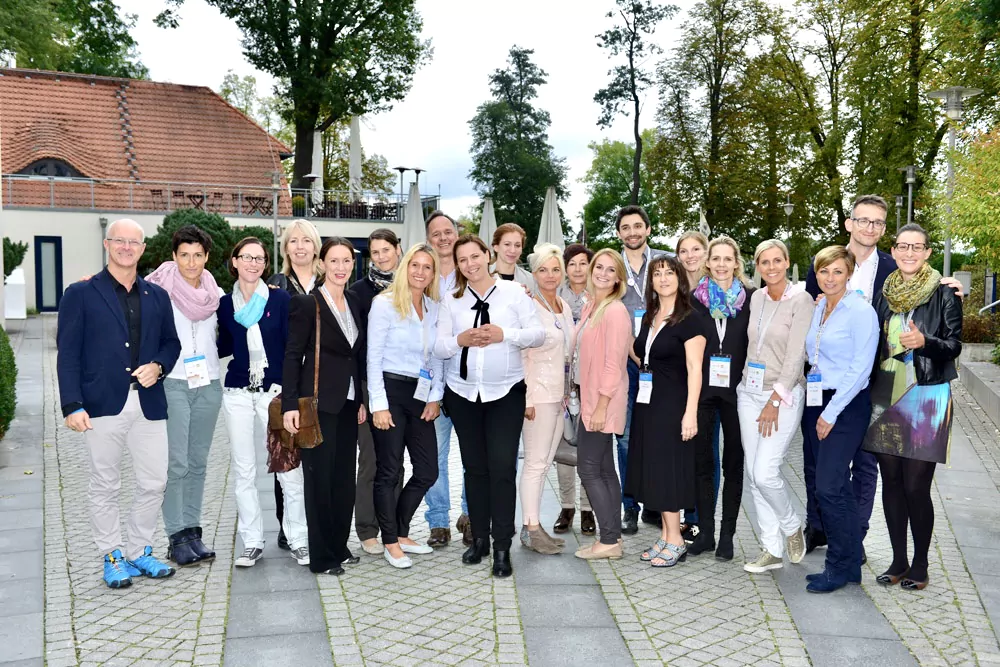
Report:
864,223,962,591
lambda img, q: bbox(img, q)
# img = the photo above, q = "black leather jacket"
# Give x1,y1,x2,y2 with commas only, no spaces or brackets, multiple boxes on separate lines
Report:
873,284,963,385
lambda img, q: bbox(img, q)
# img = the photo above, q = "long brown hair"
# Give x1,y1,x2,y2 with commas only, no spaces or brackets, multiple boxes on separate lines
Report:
452,234,492,298
642,254,692,330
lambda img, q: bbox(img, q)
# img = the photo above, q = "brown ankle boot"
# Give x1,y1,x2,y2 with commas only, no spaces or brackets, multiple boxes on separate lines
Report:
553,508,575,534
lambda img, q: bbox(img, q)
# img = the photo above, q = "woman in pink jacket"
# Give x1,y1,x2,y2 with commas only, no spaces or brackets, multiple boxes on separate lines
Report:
573,248,632,560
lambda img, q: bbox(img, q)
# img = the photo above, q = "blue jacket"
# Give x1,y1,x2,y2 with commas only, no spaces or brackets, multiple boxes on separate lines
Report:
57,270,181,420
805,249,896,299
217,287,290,390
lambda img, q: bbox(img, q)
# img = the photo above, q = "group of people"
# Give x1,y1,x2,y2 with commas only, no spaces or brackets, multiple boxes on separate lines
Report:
57,193,962,595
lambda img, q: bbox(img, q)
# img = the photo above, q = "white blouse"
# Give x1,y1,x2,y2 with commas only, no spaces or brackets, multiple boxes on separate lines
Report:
522,296,575,408
434,279,545,403
166,289,224,382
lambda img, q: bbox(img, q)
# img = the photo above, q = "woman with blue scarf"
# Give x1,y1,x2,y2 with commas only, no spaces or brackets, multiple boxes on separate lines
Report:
218,237,309,569
688,236,754,560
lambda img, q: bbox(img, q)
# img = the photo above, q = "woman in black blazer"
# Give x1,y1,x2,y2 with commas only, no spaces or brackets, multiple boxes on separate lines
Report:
282,237,367,576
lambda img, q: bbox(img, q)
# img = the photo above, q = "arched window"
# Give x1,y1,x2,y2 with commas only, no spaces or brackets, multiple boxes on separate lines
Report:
18,159,83,178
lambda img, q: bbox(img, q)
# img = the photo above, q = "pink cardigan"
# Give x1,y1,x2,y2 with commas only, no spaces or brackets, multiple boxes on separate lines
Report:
574,300,630,434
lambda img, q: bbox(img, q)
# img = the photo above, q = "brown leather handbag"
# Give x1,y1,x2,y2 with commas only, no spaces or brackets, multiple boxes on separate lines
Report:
268,299,323,449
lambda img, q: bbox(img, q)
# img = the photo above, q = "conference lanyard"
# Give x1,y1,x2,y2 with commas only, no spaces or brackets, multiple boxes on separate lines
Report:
623,248,651,301
537,293,570,360
753,286,789,360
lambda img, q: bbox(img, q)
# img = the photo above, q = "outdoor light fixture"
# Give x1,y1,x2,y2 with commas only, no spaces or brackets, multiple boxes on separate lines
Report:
412,168,425,187
898,165,917,226
928,85,983,277
895,195,904,233
782,193,794,219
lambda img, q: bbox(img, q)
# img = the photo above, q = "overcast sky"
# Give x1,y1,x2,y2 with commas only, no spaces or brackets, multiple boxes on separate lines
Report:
119,0,693,232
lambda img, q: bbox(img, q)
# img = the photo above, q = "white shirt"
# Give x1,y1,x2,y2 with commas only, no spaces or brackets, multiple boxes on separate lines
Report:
439,270,457,299
848,249,879,303
166,288,224,381
434,279,545,402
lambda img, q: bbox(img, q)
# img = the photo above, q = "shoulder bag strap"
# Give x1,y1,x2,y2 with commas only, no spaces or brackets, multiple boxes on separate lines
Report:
313,297,321,397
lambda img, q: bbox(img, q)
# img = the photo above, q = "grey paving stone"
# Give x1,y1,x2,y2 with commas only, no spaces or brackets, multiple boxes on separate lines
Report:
226,590,327,639
0,528,42,555
512,550,598,586
0,493,42,511
0,659,44,667
0,613,42,662
229,553,318,595
801,634,918,666
517,584,615,629
0,510,42,532
524,627,632,667
0,577,43,618
0,550,41,580
0,478,43,495
224,631,332,666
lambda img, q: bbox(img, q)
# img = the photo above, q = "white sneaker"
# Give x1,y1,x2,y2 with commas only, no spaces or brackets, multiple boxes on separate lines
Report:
383,549,412,569
400,542,433,555
235,547,263,567
290,546,310,566
744,550,783,573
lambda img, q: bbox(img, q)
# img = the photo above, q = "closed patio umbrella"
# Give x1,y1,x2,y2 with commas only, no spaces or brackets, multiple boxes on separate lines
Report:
479,197,498,245
402,182,425,252
348,117,362,202
536,186,564,250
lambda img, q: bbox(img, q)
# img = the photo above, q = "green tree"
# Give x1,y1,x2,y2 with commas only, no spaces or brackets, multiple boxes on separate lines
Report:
468,46,568,249
594,0,677,205
951,130,1000,270
3,239,29,280
220,70,260,118
159,0,429,189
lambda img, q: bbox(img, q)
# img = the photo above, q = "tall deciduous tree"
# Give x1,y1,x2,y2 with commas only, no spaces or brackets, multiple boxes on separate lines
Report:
594,0,677,205
951,130,1000,270
158,0,428,189
468,46,568,249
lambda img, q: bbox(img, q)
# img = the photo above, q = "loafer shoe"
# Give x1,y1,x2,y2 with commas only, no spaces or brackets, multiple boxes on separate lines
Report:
384,549,413,569
400,543,433,555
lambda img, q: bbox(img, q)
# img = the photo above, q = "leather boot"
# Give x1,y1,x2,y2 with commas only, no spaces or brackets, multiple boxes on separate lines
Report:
189,527,216,562
553,508,575,534
580,511,596,535
715,519,736,561
687,516,716,556
462,538,490,565
493,550,513,577
167,530,202,567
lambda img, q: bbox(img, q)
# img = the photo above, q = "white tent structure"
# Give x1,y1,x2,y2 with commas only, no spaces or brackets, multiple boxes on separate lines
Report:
348,116,363,202
401,182,425,252
536,186,564,250
479,197,498,246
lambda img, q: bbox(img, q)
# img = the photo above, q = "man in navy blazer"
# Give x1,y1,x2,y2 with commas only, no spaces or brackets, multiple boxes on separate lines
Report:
57,218,181,588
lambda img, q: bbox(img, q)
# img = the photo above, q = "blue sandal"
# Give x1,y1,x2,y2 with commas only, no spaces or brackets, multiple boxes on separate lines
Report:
640,538,668,562
651,542,687,568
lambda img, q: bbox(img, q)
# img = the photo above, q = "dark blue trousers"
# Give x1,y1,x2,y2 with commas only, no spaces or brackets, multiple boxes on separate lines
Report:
801,389,871,577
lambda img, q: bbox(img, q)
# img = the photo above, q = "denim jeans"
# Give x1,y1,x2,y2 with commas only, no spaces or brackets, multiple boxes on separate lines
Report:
423,411,469,529
616,359,640,512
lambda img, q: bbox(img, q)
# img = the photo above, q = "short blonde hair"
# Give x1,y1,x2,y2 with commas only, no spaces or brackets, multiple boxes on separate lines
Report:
383,244,441,319
701,236,749,285
587,249,627,325
279,219,323,278
813,245,856,276
753,239,789,265
528,243,564,274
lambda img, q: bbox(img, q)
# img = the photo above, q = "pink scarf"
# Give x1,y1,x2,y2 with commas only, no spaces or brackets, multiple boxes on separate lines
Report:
145,261,220,322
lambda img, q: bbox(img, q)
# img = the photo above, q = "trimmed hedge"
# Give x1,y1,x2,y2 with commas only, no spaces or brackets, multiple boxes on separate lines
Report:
0,326,16,440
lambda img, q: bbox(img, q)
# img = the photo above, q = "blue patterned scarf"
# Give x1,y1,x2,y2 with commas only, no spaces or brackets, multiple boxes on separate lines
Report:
694,276,747,319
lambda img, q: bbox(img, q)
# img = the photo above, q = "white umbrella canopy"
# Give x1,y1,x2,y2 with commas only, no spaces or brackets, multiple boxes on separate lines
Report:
536,186,564,250
479,197,498,246
348,116,362,202
402,182,425,251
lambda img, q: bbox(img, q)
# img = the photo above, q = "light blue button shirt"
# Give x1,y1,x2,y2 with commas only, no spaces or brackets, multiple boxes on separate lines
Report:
366,293,445,413
806,289,879,424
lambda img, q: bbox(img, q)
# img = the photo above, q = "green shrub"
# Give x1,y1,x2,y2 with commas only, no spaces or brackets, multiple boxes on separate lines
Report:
3,238,29,279
993,342,1000,366
0,327,16,440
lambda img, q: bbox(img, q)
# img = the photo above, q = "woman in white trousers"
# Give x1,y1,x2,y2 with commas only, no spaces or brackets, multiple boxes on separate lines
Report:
737,240,816,573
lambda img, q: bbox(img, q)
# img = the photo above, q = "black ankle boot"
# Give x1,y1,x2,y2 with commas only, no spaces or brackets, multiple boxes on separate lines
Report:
715,532,734,561
462,538,490,564
168,529,203,566
492,550,512,577
189,527,216,562
687,529,716,556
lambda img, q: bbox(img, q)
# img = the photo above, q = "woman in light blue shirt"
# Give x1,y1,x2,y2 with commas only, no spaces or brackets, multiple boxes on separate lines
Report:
801,245,879,594
367,243,445,570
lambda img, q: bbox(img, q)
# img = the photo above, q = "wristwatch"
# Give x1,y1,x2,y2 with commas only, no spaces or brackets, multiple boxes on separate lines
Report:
770,399,781,408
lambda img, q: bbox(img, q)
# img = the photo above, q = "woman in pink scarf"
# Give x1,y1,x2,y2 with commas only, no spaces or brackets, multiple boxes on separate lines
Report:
145,226,223,567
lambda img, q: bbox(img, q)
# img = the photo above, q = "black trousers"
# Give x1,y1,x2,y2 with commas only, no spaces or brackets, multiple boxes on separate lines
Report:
302,404,358,573
371,377,439,544
578,427,621,545
444,382,526,551
694,394,744,539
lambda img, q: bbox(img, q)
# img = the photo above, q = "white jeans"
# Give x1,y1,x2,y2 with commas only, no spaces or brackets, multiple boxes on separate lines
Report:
222,386,308,550
736,383,804,557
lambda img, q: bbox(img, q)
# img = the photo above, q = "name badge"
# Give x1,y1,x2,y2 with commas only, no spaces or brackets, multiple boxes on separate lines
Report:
709,355,731,388
633,309,645,337
903,351,916,388
637,372,653,404
806,372,823,407
183,355,210,389
414,368,433,402
746,362,766,394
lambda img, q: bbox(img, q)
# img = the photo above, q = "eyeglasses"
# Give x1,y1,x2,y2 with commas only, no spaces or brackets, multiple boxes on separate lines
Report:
851,217,887,230
893,242,928,253
107,237,145,248
237,254,267,264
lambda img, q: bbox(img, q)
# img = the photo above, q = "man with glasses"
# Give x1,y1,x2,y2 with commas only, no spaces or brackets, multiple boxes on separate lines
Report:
57,218,181,588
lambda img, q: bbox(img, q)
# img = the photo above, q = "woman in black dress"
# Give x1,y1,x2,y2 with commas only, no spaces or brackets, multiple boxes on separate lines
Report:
626,255,706,567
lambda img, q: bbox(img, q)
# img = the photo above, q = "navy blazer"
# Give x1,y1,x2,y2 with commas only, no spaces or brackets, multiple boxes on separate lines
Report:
57,270,181,420
805,249,896,299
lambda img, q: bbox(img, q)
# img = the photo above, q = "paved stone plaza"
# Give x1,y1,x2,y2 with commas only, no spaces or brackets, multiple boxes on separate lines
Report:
2,315,1000,666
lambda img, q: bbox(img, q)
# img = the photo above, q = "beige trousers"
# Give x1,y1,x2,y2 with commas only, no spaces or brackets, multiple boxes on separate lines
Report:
85,390,169,560
519,402,565,525
556,462,591,512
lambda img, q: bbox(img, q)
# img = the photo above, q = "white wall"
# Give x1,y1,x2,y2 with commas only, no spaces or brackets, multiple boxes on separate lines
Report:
3,209,403,309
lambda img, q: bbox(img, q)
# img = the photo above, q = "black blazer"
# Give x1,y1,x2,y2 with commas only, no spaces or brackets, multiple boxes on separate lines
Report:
691,286,755,402
872,284,962,385
282,291,366,415
805,249,896,299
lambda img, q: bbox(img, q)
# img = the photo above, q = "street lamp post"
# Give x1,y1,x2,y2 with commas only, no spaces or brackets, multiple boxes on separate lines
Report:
898,165,917,226
393,166,409,221
271,171,281,267
929,85,983,277
783,194,795,282
895,195,904,233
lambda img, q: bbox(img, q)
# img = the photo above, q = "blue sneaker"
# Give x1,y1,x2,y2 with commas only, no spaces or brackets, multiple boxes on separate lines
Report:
126,546,176,579
103,550,133,589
